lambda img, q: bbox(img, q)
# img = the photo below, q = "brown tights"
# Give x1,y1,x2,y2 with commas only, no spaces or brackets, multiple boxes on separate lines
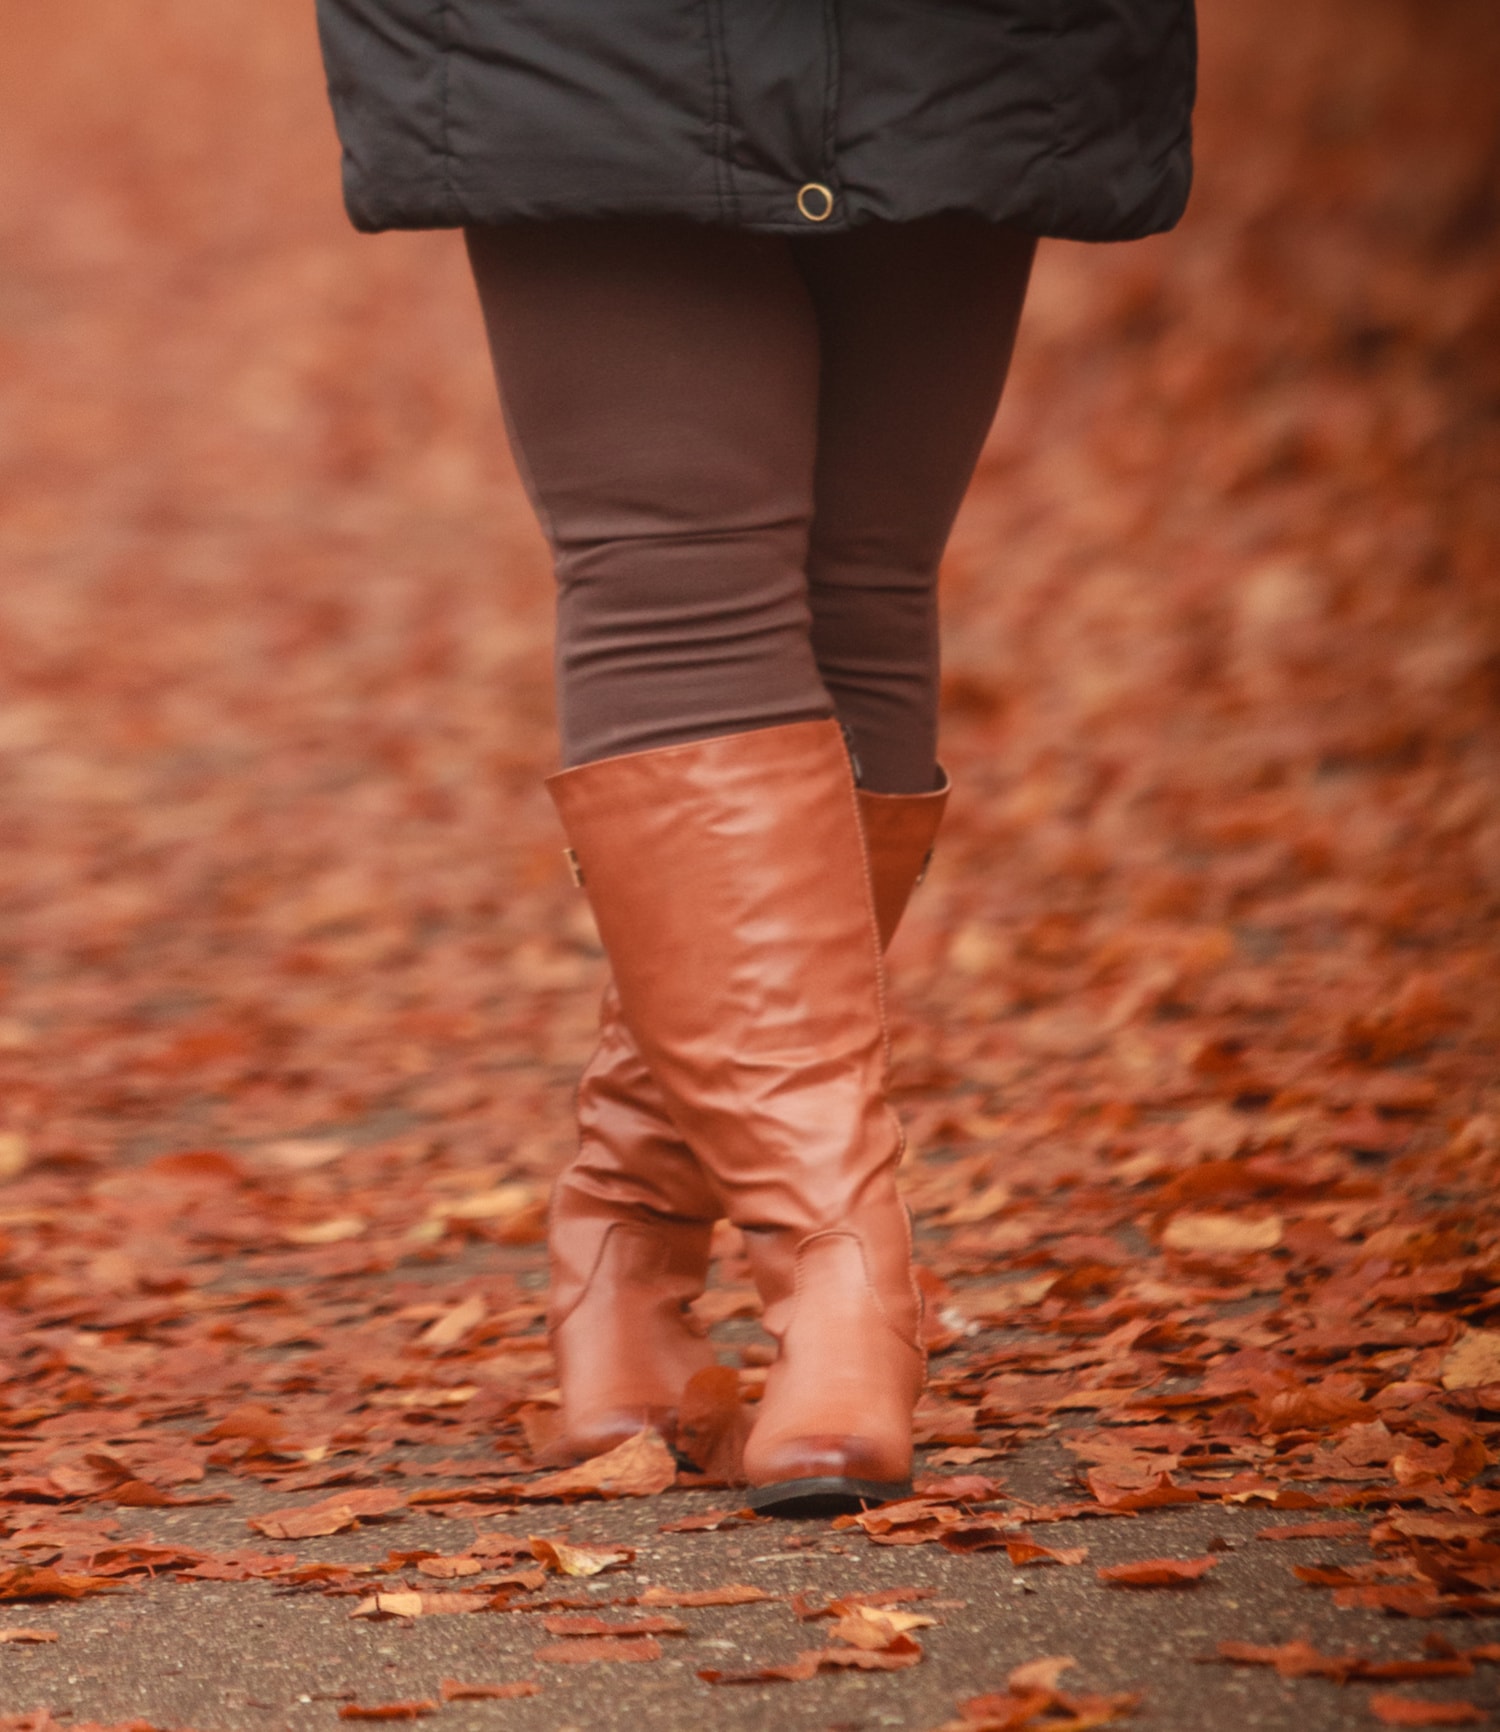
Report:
466,219,1033,794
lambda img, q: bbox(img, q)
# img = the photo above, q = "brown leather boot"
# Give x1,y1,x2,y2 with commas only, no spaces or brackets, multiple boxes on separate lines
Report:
546,773,948,1466
548,720,933,1513
543,987,719,1463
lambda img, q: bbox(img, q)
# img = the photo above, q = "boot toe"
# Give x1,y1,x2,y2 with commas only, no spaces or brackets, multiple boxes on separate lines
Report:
549,1406,677,1465
747,1432,904,1487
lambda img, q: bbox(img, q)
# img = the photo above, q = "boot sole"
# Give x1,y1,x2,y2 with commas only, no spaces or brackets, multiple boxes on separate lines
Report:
745,1476,912,1518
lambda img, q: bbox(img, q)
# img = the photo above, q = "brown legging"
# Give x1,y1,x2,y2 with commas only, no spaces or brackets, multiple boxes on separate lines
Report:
465,218,1034,794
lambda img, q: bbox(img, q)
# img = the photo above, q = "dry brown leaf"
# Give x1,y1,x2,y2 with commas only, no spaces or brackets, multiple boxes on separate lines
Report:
699,1635,923,1685
284,1215,367,1245
826,1605,936,1649
1215,1640,1361,1681
673,1364,748,1482
636,1583,773,1608
1005,1540,1089,1567
1369,1697,1487,1726
0,1567,122,1602
1007,1655,1077,1694
522,1427,676,1500
1441,1330,1500,1392
539,1614,686,1637
1161,1213,1283,1255
438,1680,541,1701
338,1705,438,1722
533,1636,663,1664
249,1487,405,1540
0,1628,58,1643
528,1536,635,1577
1098,1557,1218,1588
658,1507,760,1533
418,1294,486,1348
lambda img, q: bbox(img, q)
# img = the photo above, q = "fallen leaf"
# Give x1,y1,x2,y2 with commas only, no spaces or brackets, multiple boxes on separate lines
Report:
635,1583,773,1608
338,1705,438,1722
658,1507,760,1533
533,1636,662,1664
1256,1520,1368,1541
249,1489,405,1539
418,1294,486,1348
539,1615,686,1637
522,1427,676,1500
0,1567,122,1602
1005,1540,1089,1567
673,1364,747,1482
438,1680,541,1701
0,1628,58,1643
1098,1557,1218,1588
1369,1697,1487,1726
698,1635,923,1685
528,1537,635,1577
826,1605,936,1649
284,1215,367,1245
1215,1640,1361,1681
1441,1330,1500,1392
1008,1656,1077,1693
1162,1213,1283,1254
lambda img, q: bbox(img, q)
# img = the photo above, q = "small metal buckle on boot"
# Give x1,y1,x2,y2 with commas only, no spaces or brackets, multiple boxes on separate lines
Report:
915,846,935,887
564,847,585,888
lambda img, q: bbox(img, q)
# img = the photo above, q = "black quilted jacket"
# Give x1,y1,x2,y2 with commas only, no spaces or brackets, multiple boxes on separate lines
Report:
315,0,1195,240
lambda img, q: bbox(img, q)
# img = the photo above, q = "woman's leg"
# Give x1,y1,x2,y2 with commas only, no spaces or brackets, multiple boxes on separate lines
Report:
465,220,832,767
793,219,1036,793
467,220,836,1464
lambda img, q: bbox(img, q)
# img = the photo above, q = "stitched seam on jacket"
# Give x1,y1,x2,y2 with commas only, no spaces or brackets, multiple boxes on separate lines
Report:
703,0,736,223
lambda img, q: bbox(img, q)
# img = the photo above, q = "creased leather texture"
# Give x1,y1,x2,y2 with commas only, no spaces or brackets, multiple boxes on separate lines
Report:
547,719,930,1488
546,771,948,1463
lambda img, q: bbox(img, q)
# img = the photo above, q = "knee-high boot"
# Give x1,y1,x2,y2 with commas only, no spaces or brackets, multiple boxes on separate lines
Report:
545,767,947,1464
548,719,928,1511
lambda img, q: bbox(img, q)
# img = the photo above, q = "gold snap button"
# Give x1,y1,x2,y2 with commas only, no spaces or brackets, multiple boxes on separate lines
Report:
796,182,835,223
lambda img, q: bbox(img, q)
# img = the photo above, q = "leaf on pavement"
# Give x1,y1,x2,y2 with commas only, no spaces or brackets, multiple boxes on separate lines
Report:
636,1583,772,1607
698,1635,923,1685
540,1614,686,1637
1214,1640,1362,1681
1005,1539,1089,1567
1098,1557,1218,1588
338,1705,438,1722
521,1427,676,1500
438,1680,541,1701
673,1365,747,1482
533,1636,663,1664
826,1605,935,1649
1007,1656,1077,1693
0,1567,122,1602
1369,1697,1487,1726
1440,1329,1500,1392
249,1488,405,1540
1161,1213,1283,1254
0,1628,58,1643
528,1536,635,1577
658,1507,762,1533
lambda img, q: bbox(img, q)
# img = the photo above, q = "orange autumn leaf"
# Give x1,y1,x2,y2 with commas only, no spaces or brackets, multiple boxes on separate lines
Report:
438,1680,541,1701
527,1536,635,1577
1369,1697,1487,1727
533,1636,663,1664
521,1426,676,1500
1098,1557,1218,1588
540,1614,686,1637
338,1705,438,1723
636,1583,774,1608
